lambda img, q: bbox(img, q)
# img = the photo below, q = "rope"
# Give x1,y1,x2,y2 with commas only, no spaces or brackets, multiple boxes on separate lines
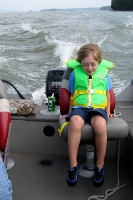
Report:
87,140,126,200
116,106,133,108
1,79,25,99
113,104,133,117
114,112,121,117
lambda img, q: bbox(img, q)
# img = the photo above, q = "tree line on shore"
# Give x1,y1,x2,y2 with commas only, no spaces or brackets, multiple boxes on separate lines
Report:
111,0,133,11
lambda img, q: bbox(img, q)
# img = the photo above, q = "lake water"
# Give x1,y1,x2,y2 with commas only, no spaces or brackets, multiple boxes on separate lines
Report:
0,10,133,104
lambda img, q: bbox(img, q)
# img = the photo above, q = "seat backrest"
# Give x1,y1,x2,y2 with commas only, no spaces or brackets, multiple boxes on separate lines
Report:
0,80,11,163
59,68,116,115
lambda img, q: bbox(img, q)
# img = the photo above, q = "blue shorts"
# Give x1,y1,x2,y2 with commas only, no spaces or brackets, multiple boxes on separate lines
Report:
0,156,12,200
66,107,107,124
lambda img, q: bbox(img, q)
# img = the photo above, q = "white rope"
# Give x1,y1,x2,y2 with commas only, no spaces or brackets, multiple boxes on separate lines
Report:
113,105,133,117
114,112,121,117
116,106,133,108
87,140,126,200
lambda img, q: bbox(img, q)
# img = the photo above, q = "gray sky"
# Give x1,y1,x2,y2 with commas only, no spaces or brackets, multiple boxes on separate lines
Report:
0,0,111,11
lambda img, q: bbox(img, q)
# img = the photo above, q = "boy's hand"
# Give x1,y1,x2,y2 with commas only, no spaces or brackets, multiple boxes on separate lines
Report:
59,115,68,121
107,113,114,118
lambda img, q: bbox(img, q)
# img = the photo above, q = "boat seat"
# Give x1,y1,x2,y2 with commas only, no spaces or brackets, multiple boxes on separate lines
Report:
59,68,129,142
0,80,11,167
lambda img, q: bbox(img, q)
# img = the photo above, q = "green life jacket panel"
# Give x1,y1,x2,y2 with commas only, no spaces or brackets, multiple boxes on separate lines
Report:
66,59,114,108
73,66,107,108
66,59,114,69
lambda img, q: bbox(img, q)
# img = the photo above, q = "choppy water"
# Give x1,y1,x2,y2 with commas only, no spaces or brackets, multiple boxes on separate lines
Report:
0,10,133,104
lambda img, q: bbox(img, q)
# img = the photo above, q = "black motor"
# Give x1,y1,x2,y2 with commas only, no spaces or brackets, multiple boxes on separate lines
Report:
45,67,66,104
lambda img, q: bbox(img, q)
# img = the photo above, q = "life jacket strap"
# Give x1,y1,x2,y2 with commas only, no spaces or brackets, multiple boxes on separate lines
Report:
72,89,106,100
58,121,69,136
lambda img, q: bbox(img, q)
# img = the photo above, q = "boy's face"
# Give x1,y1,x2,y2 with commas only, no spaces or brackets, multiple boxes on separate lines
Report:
81,54,98,76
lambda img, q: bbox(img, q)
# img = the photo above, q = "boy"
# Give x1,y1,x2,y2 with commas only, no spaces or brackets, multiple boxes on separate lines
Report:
65,43,114,187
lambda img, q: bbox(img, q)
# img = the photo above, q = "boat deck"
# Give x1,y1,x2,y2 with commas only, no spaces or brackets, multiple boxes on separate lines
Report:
7,153,133,200
5,86,133,200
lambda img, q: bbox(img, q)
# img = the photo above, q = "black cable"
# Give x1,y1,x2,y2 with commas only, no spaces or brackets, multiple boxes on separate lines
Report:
1,79,25,99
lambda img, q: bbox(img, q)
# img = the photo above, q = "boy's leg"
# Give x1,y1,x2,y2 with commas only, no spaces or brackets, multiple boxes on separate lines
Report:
91,115,107,167
67,115,84,187
68,115,84,167
91,115,107,187
0,156,12,200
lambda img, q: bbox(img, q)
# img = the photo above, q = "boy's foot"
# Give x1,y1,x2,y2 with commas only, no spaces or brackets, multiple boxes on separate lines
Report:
67,164,79,187
93,166,105,187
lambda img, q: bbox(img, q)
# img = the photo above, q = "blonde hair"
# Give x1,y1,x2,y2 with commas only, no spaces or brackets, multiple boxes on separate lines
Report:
77,43,102,64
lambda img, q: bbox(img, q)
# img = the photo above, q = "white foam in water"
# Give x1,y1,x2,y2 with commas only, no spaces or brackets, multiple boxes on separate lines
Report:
54,40,79,65
7,84,29,94
20,23,41,35
28,72,40,78
0,45,6,51
32,85,47,105
45,36,79,66
97,35,108,47
0,56,7,63
125,15,133,28
10,58,27,61
109,72,127,95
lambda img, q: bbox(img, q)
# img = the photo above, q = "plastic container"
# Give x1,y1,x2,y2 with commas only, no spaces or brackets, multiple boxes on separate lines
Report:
48,94,56,111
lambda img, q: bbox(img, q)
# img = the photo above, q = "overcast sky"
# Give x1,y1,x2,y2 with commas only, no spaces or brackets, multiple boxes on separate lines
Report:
0,0,111,11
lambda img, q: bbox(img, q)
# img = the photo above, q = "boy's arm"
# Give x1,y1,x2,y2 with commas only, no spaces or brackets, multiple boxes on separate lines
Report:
106,74,114,118
59,72,74,120
106,91,114,118
106,91,110,118
68,95,72,114
68,72,74,114
59,94,72,120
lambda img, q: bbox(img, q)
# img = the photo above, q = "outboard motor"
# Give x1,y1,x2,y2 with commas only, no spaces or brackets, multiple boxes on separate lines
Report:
45,67,66,104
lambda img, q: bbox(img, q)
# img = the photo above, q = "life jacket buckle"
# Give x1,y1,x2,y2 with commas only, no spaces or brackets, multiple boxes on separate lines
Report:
90,89,95,94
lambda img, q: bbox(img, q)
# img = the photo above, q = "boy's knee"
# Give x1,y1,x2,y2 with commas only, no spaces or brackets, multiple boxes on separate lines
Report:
70,115,84,127
93,121,106,135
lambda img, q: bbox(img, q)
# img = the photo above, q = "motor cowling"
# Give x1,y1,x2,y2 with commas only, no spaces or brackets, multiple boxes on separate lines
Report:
45,67,66,104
